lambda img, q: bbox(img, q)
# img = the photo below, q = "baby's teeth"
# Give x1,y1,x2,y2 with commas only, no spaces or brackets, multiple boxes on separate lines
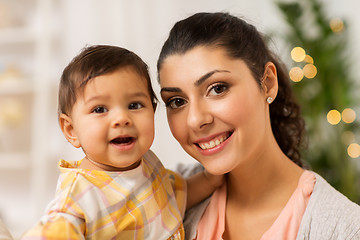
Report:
210,141,215,148
215,139,220,145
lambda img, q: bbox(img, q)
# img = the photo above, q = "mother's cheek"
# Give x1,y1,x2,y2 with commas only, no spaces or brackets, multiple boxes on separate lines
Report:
213,100,247,124
167,113,185,142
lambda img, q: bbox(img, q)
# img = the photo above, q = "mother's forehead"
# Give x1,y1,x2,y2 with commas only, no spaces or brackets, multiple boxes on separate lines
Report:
159,49,248,81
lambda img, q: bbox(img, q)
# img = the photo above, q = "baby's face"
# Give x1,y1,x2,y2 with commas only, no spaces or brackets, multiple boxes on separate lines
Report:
69,66,155,171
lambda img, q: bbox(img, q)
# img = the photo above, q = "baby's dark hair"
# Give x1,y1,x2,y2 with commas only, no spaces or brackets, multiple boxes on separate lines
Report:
59,45,157,116
157,12,305,167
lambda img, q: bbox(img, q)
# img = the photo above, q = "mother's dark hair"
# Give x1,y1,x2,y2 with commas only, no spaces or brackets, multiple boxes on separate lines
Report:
157,12,305,167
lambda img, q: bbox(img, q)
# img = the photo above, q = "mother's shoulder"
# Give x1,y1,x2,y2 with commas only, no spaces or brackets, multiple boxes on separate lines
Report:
297,171,360,239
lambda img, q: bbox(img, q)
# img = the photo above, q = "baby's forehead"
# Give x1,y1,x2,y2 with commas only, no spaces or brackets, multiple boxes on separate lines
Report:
77,67,149,94
77,65,144,87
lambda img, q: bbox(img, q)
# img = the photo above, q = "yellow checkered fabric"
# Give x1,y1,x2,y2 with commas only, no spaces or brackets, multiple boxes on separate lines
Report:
22,150,186,239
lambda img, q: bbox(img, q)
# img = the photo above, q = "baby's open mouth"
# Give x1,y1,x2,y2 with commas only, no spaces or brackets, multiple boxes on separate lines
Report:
110,137,134,145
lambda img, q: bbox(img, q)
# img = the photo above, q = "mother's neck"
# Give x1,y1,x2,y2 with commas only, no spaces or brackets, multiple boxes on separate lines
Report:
226,144,304,207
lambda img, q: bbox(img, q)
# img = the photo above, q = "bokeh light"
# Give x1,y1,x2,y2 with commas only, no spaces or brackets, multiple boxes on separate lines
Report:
341,108,356,123
0,99,24,128
291,47,306,62
303,55,314,64
347,143,360,158
289,67,304,82
327,109,341,125
330,18,345,33
303,64,317,78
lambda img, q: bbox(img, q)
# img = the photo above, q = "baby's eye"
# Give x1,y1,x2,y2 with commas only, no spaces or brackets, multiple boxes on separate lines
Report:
92,106,108,113
129,102,143,110
166,98,187,109
208,83,229,96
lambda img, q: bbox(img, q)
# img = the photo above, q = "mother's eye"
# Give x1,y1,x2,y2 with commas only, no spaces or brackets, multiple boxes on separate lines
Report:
208,83,229,96
166,98,187,109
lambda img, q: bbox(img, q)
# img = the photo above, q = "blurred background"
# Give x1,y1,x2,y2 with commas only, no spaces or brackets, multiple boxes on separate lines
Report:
0,0,359,238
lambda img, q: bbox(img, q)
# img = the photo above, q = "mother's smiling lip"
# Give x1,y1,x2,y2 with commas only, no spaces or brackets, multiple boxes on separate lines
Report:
195,131,233,150
195,131,233,156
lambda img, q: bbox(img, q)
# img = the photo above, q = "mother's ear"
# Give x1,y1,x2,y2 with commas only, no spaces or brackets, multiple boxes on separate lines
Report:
59,113,81,148
262,62,278,102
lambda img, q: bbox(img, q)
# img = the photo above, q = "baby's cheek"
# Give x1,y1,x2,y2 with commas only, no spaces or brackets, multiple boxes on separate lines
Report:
86,125,105,142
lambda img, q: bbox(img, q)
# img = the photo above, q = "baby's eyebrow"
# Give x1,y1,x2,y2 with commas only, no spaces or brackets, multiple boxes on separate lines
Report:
129,92,150,98
194,69,230,86
84,91,149,104
84,95,109,104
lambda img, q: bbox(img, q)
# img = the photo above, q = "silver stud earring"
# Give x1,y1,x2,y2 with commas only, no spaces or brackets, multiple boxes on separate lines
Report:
267,97,273,104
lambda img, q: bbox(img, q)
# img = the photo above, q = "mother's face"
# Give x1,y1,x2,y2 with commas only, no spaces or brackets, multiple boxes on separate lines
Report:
159,46,275,175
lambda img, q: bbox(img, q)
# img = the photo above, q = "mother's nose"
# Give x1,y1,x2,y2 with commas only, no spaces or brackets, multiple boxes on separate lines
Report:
187,100,213,131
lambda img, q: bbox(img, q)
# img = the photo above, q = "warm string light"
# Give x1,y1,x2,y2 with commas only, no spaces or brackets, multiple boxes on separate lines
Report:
289,67,303,82
289,24,357,159
347,143,360,158
289,47,317,82
330,18,345,33
0,99,24,128
326,108,357,125
327,108,359,158
341,108,356,123
327,109,341,125
303,64,317,79
291,47,306,62
327,108,356,125
303,55,314,64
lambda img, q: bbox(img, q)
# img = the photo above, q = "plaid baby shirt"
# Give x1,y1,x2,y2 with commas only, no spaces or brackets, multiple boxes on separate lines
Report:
22,150,186,239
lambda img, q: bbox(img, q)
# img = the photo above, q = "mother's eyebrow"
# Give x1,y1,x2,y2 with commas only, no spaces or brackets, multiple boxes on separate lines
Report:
194,69,230,86
160,69,230,93
160,87,182,93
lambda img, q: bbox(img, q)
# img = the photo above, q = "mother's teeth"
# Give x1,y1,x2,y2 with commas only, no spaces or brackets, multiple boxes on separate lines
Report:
199,135,228,150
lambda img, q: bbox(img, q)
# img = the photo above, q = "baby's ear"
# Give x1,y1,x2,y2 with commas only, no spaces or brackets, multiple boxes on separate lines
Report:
59,113,81,148
262,62,278,101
